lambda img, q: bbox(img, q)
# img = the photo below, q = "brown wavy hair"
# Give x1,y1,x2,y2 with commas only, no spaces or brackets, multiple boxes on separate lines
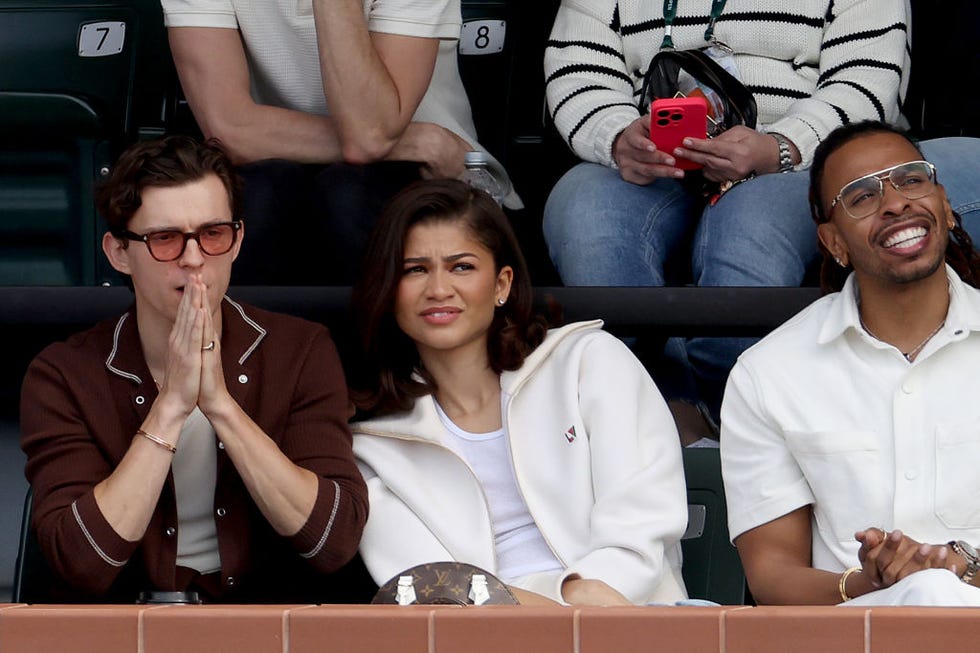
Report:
351,178,548,416
96,135,243,236
809,121,980,293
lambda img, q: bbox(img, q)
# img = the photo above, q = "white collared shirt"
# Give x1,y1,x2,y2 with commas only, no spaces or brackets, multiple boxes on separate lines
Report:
159,0,520,209
721,265,980,572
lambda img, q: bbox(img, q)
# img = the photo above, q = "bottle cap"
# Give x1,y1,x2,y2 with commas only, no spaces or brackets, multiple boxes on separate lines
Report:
464,151,489,166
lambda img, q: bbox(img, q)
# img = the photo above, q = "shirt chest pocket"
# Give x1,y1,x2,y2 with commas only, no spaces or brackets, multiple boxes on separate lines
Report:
935,419,980,530
784,429,887,542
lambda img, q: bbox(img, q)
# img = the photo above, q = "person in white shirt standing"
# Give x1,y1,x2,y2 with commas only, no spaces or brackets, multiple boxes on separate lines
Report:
721,120,980,606
160,0,518,284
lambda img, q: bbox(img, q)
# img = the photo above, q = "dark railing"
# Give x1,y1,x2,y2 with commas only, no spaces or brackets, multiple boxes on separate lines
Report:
0,285,821,334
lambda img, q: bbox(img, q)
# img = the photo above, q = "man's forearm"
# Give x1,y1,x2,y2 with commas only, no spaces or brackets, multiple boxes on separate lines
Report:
199,103,346,165
312,0,439,163
169,26,346,165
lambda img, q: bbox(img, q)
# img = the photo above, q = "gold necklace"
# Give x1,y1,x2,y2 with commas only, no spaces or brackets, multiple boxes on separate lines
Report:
859,316,944,363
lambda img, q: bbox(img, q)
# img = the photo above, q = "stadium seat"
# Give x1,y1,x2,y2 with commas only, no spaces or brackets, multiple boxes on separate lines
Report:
0,0,175,285
680,447,747,604
12,487,53,603
459,0,566,284
459,0,515,166
0,420,27,602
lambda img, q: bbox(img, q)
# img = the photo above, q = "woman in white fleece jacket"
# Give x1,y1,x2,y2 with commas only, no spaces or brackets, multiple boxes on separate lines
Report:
348,179,687,605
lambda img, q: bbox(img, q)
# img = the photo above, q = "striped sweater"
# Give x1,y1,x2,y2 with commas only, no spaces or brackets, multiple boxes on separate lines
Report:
545,0,910,169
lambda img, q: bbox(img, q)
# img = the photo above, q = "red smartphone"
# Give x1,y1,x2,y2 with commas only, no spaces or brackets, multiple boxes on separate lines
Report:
649,96,708,170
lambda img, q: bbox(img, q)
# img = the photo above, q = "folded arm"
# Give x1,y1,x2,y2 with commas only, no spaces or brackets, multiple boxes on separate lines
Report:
312,0,440,164
169,24,462,176
169,26,345,165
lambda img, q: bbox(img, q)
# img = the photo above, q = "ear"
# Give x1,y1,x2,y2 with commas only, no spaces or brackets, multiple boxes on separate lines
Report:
817,222,848,267
102,232,132,275
495,265,514,305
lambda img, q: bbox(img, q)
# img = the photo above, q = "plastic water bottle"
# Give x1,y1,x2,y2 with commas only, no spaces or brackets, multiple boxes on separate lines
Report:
461,151,504,205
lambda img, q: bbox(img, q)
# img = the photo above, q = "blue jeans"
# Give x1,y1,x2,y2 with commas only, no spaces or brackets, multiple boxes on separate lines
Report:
543,137,980,417
920,137,980,242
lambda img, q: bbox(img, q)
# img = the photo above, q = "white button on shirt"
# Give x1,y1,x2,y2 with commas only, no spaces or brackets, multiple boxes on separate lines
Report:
721,266,980,574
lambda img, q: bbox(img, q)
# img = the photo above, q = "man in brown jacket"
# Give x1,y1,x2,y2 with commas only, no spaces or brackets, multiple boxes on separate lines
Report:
20,135,368,602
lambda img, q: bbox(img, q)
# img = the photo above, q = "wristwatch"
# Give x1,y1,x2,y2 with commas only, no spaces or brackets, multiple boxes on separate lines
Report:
770,132,794,173
949,540,980,584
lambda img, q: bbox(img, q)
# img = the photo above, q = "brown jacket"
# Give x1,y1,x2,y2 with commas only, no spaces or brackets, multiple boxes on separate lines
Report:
20,297,368,602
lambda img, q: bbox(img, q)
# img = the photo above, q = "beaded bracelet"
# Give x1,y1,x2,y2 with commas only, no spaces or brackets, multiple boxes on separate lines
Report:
137,428,176,454
839,566,860,602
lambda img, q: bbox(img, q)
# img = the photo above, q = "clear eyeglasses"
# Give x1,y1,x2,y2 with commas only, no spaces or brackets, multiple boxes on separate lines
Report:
830,160,937,220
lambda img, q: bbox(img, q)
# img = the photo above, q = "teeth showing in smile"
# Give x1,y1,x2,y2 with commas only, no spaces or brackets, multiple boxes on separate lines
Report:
883,226,927,249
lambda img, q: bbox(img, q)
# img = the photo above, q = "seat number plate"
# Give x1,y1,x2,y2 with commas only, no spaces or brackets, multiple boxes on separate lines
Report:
78,21,126,58
459,20,506,55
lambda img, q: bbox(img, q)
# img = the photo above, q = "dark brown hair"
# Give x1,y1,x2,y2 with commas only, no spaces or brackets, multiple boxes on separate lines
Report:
96,135,242,236
351,178,548,416
809,120,980,293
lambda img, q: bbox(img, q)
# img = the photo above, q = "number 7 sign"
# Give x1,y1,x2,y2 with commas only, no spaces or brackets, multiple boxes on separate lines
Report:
78,21,126,58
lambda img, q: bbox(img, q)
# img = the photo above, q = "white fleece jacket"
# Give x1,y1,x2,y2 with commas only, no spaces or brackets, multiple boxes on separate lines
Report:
352,320,688,604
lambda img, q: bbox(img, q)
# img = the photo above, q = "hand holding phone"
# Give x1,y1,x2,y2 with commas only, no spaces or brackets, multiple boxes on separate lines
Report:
649,97,708,170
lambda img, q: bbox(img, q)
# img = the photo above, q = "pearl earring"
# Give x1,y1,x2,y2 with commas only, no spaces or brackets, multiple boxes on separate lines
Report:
834,256,846,267
497,298,505,306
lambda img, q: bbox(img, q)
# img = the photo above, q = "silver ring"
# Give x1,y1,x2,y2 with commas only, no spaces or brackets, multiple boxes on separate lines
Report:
202,340,216,352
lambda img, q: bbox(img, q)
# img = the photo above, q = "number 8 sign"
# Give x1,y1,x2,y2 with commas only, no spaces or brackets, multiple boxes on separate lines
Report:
459,20,506,56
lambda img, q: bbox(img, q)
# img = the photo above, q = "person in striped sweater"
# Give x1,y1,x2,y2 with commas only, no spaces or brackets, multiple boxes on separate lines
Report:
543,0,980,435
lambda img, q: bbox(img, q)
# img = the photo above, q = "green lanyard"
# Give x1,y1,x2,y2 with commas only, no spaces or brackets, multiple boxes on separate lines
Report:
660,0,727,50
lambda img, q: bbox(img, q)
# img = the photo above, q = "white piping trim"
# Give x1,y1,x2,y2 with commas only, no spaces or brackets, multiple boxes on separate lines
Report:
72,500,127,567
300,480,340,559
223,295,266,365
105,314,143,384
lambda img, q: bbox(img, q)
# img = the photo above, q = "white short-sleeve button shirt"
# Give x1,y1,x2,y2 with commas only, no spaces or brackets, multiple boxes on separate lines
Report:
721,266,980,573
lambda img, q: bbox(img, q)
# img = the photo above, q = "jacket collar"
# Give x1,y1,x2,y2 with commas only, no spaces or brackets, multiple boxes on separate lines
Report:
500,319,603,395
352,393,449,444
104,295,267,385
355,320,606,441
817,264,980,345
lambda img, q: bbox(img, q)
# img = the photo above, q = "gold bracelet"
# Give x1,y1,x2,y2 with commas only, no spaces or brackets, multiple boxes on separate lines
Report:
137,428,176,454
839,566,861,602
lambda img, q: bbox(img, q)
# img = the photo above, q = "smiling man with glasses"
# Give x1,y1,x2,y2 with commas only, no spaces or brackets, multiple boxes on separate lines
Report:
719,121,980,606
19,135,367,603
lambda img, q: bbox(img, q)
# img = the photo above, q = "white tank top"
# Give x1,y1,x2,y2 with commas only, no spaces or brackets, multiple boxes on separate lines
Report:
435,395,562,581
